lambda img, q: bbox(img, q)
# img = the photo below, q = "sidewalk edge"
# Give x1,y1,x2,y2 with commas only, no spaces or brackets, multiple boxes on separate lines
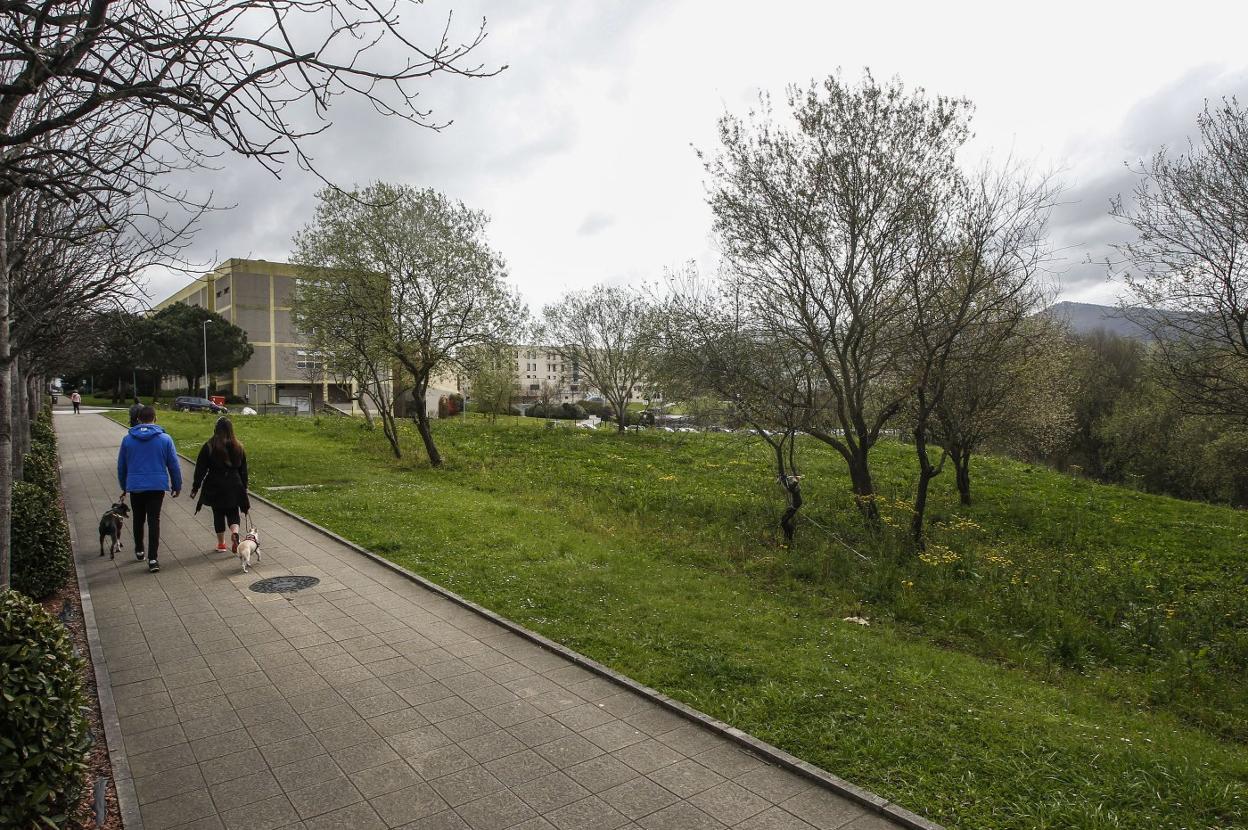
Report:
60,452,145,830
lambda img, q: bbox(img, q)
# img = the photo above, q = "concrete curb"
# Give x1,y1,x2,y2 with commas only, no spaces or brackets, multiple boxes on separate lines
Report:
59,442,145,830
102,415,940,830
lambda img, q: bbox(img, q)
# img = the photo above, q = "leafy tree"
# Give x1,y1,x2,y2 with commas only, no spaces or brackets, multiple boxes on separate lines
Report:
293,183,524,465
544,286,656,434
149,304,253,395
703,72,971,521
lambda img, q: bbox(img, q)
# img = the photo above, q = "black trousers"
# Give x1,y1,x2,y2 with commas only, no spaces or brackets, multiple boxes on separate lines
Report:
211,504,241,534
130,491,165,561
72,401,80,413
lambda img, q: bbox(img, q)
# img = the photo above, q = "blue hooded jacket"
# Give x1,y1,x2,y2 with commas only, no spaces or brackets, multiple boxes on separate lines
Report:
117,424,183,493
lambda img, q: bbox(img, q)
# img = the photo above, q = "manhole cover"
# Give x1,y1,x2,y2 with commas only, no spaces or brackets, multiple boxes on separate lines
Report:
249,575,320,594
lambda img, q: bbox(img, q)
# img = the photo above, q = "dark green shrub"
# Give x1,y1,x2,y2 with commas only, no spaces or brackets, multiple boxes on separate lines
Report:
525,402,587,420
23,441,60,495
0,591,90,829
31,413,55,448
11,481,72,600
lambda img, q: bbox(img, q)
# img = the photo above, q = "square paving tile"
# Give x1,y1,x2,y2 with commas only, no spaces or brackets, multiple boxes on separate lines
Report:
599,776,679,820
483,748,557,787
544,794,628,830
453,789,537,830
290,776,365,820
134,762,208,805
303,800,387,830
209,769,284,811
332,738,401,774
201,748,269,786
636,801,725,830
564,754,639,794
778,787,867,829
534,735,603,769
218,792,298,830
689,781,772,825
139,787,216,829
512,771,591,813
647,760,725,799
429,765,505,807
458,730,525,763
272,754,343,792
736,766,814,804
612,739,683,775
507,717,574,749
369,782,448,827
736,806,819,830
409,744,477,781
351,758,423,799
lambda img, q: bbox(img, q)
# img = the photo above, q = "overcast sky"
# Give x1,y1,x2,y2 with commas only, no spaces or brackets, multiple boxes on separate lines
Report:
145,0,1248,314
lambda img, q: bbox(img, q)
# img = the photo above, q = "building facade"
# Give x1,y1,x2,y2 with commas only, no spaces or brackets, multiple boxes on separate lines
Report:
460,345,654,406
156,259,461,418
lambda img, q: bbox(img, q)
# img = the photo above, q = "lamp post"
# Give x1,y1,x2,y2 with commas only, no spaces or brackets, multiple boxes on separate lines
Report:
202,318,212,400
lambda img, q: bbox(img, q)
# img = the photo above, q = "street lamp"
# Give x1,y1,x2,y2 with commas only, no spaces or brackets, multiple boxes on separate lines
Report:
202,318,212,400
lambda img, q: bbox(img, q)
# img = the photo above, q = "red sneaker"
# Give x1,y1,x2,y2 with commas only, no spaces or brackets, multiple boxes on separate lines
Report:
215,543,228,553
231,532,240,554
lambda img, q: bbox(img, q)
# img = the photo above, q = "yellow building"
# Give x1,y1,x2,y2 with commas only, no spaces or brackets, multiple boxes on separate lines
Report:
155,258,356,413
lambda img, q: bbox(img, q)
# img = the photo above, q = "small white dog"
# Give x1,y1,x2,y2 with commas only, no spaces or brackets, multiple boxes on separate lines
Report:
236,527,261,573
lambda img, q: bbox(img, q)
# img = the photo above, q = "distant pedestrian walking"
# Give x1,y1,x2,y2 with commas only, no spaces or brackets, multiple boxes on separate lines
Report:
117,406,182,573
70,390,81,414
128,396,144,427
191,417,250,555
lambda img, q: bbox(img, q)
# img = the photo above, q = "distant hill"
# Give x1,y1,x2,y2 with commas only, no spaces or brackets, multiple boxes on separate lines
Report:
1040,301,1157,339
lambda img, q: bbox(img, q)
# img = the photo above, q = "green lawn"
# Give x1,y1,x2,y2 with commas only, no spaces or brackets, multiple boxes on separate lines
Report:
115,410,1248,830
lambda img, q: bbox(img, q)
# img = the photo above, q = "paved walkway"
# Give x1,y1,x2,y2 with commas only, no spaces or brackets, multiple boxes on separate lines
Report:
59,412,916,830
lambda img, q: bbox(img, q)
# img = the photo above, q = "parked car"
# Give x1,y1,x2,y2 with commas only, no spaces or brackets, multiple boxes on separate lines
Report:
173,395,228,414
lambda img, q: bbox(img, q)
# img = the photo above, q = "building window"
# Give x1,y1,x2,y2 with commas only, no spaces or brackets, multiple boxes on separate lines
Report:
529,384,539,391
295,349,324,371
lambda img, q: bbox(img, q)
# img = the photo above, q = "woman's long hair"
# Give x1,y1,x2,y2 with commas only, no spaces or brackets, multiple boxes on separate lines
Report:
209,417,245,465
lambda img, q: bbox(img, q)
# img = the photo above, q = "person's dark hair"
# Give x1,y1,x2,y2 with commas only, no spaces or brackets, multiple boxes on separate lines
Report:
209,417,245,465
138,406,156,423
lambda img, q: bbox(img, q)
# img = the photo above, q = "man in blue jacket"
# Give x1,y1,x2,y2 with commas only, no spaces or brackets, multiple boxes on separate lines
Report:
117,406,182,573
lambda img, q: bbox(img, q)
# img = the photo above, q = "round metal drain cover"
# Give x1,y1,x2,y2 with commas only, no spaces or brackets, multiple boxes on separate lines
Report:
249,575,320,594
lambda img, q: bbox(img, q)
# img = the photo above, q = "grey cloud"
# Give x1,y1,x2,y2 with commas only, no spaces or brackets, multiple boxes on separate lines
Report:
1048,65,1248,297
577,212,615,236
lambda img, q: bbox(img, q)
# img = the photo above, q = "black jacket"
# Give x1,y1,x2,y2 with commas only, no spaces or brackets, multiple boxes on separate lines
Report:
192,442,250,514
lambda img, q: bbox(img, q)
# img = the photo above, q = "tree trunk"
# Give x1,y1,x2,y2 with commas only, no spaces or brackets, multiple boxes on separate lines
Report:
846,449,879,523
10,362,23,483
953,447,972,506
413,407,442,466
0,194,11,590
379,406,401,459
613,396,627,433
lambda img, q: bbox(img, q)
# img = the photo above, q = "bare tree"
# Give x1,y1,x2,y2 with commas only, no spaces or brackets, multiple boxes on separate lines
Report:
934,316,1076,505
901,163,1057,544
292,183,524,465
544,285,655,433
1113,98,1248,421
657,267,820,543
704,72,971,521
0,0,501,588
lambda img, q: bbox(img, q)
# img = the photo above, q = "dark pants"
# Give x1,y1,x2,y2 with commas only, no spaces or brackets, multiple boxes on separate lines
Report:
72,401,80,413
130,491,165,562
211,504,241,534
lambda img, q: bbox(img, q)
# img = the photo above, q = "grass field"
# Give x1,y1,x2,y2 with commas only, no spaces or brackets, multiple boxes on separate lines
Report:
111,410,1248,829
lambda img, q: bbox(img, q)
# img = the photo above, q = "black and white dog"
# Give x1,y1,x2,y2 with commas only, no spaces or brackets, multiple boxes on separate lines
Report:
98,501,131,559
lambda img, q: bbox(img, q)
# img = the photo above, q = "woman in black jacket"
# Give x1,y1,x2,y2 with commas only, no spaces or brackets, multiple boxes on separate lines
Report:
190,417,251,553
